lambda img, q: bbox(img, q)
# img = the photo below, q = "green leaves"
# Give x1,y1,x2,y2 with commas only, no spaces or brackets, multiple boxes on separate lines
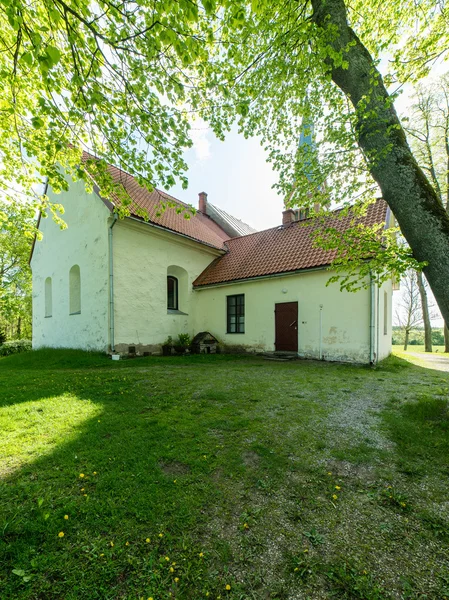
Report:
0,0,212,226
31,116,44,129
45,45,61,67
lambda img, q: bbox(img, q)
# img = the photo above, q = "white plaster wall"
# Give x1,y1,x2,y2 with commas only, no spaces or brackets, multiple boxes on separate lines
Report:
112,219,222,350
192,271,376,363
31,180,110,351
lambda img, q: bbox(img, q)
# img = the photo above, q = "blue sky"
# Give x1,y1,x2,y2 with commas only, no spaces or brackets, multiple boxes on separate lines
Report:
170,124,283,232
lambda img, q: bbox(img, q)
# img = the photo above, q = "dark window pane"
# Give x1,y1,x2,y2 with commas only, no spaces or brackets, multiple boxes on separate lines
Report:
167,276,178,310
227,294,245,333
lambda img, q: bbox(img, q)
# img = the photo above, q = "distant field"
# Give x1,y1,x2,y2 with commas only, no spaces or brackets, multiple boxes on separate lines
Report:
392,344,449,355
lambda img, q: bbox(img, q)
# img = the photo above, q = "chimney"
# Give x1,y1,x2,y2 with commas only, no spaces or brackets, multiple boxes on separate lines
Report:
282,209,295,226
198,191,208,213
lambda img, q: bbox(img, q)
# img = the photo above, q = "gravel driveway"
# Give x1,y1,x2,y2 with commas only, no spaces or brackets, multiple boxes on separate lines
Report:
407,351,449,372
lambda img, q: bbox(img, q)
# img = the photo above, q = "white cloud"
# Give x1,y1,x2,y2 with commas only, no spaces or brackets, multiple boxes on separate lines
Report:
189,118,211,162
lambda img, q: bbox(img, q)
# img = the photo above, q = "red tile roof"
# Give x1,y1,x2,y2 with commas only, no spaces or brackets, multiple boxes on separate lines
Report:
84,155,230,250
193,199,389,287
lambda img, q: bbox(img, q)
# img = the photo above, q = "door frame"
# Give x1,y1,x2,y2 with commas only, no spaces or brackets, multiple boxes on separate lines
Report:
274,300,299,353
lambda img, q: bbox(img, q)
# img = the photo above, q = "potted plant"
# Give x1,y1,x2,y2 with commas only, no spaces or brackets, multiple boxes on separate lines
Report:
174,333,191,355
162,336,173,356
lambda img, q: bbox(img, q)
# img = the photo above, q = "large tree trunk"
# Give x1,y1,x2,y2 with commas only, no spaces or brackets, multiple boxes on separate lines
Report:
444,324,449,353
416,271,432,352
311,0,449,326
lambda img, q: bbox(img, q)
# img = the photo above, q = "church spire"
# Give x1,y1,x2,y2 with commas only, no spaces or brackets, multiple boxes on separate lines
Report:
283,119,321,223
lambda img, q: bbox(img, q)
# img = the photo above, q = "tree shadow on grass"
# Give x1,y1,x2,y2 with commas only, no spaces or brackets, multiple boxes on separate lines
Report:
0,350,296,599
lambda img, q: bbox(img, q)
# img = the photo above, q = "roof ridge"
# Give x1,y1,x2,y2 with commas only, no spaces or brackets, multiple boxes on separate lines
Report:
208,201,257,232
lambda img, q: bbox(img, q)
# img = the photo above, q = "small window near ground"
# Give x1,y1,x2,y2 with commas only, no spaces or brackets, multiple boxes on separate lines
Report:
45,277,52,317
69,265,81,314
383,291,388,335
227,294,245,333
167,276,178,310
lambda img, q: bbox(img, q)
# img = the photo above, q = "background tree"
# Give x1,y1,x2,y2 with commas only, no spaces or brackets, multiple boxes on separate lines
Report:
395,270,424,351
405,77,449,351
415,271,432,353
0,200,34,340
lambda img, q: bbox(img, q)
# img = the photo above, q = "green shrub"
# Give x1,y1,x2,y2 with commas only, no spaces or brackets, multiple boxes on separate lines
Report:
177,333,191,347
0,339,32,356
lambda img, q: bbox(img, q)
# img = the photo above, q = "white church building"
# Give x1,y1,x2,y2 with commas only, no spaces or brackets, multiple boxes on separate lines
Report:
30,154,393,363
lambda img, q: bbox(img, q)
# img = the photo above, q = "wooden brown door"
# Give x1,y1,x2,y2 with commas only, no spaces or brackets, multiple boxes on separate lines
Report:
275,302,298,352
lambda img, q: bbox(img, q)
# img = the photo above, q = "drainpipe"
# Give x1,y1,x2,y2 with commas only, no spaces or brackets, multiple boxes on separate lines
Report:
319,304,323,360
369,271,375,365
376,280,380,363
109,214,118,353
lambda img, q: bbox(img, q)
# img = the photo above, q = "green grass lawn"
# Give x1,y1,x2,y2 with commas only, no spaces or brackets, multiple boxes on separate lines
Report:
393,344,449,356
1,350,449,599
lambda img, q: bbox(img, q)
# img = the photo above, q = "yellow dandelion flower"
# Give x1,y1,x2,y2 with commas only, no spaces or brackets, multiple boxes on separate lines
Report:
401,502,406,507
126,542,130,546
170,567,174,573
165,556,170,561
146,538,151,543
64,515,69,520
80,488,85,492
226,584,231,591
327,472,332,475
158,533,163,538
363,570,368,575
335,485,341,490
172,562,176,566
58,531,64,538
332,494,338,500
110,541,114,547
199,552,204,557
79,473,85,478
303,548,309,553
173,480,177,483
243,523,249,529
100,553,104,557
206,594,210,597
148,597,154,600
83,494,87,497
93,471,97,475
294,567,299,572
175,577,179,582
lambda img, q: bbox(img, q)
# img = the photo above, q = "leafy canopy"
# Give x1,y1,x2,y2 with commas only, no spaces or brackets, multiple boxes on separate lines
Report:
0,0,216,217
1,0,448,286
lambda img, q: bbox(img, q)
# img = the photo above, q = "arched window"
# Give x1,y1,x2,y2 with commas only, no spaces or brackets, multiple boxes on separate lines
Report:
69,265,81,314
45,277,52,317
167,276,178,310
